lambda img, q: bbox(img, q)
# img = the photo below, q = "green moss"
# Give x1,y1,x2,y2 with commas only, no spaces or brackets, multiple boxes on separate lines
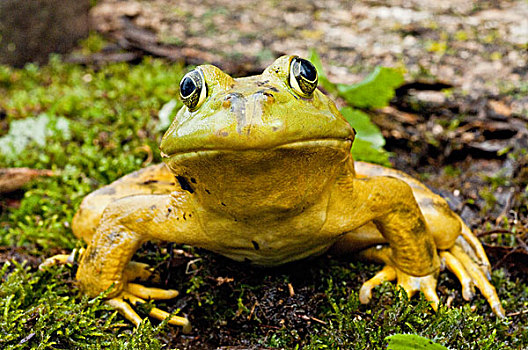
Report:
0,261,168,349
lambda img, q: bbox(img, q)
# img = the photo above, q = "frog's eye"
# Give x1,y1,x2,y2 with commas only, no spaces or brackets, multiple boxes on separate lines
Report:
180,68,207,111
289,57,318,98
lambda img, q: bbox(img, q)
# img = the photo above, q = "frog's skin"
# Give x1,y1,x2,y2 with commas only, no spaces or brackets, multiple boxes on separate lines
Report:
62,55,504,332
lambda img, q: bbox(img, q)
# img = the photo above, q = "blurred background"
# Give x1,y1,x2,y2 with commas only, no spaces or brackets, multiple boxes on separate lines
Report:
2,0,527,98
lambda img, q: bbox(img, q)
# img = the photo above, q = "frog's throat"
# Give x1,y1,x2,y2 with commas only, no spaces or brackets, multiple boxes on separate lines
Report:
163,138,352,219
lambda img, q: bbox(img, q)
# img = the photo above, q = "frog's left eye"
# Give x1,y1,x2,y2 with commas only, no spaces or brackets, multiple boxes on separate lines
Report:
289,57,318,98
180,68,207,111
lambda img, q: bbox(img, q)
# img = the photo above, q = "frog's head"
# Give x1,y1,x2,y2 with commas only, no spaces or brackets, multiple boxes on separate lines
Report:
160,55,354,218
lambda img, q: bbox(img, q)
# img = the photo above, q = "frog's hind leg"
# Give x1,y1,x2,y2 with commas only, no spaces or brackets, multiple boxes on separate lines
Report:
336,223,504,317
445,236,504,317
414,189,491,279
72,163,176,243
353,228,499,315
457,217,492,278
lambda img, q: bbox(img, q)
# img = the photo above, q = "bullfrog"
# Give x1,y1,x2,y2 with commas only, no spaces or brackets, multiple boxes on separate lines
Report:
44,55,504,333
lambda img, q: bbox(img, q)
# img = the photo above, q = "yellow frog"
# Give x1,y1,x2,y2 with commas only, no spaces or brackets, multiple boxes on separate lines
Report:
47,55,504,333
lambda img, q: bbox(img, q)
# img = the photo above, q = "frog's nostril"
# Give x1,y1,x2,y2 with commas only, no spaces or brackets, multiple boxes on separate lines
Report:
225,93,244,104
253,90,275,104
263,92,275,103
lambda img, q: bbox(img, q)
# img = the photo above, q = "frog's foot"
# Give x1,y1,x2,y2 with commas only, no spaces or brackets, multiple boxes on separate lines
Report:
458,221,492,280
358,264,440,311
442,238,505,317
358,242,505,317
39,248,84,270
39,249,159,284
106,284,191,333
439,250,474,300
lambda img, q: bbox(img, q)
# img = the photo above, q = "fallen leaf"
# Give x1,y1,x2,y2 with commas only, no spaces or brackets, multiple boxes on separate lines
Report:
0,168,54,193
488,100,512,117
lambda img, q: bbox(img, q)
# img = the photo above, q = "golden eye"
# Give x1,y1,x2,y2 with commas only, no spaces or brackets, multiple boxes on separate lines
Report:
179,68,207,111
289,57,318,98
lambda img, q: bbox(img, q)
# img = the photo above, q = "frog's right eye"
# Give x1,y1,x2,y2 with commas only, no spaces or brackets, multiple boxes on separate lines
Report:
289,57,318,98
180,68,207,111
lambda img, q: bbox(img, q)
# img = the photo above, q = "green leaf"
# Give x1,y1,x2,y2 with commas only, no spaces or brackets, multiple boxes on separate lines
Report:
386,334,449,350
337,66,404,108
308,51,395,165
351,138,390,166
308,49,327,80
341,107,384,148
340,107,390,165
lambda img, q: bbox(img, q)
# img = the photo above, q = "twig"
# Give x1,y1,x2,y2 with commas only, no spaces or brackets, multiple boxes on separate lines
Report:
506,309,528,317
287,283,295,297
492,247,522,270
477,229,514,237
298,314,328,325
515,235,528,254
247,301,259,320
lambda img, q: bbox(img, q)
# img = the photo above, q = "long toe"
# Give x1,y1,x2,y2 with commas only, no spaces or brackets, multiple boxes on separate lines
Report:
126,283,180,300
451,245,505,317
440,251,475,301
149,307,191,333
106,295,143,327
359,265,397,304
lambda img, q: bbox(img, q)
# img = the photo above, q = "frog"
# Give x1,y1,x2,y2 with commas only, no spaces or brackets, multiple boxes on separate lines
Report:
43,55,504,333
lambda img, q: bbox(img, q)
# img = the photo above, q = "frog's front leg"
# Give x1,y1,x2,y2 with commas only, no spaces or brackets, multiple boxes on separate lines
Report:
329,174,504,316
327,176,442,308
77,191,204,333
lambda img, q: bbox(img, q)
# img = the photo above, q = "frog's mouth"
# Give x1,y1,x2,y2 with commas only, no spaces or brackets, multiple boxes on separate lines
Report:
160,138,352,160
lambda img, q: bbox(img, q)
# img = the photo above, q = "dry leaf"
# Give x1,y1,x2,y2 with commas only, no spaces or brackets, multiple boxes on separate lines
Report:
0,168,54,193
488,100,512,117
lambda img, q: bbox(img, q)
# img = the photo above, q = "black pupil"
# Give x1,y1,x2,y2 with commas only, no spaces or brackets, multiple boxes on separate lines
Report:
180,76,197,98
299,59,317,82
